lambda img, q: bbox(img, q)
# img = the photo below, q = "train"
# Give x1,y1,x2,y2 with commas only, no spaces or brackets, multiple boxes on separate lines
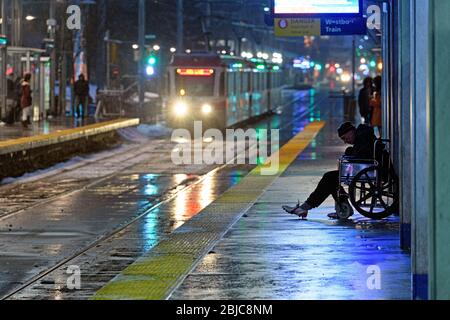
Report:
165,53,285,131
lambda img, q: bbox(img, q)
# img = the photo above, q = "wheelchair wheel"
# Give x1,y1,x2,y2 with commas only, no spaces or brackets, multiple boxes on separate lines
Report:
336,199,354,220
348,166,399,220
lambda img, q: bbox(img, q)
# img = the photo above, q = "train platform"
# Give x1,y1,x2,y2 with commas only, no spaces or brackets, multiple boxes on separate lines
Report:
90,119,411,300
0,117,140,181
1,90,411,301
0,117,140,145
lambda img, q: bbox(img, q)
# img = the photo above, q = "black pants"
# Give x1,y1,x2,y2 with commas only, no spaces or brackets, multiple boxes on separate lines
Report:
75,96,88,118
306,170,346,209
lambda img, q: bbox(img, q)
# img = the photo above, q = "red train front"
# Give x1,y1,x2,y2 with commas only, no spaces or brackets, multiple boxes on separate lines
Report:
166,53,284,131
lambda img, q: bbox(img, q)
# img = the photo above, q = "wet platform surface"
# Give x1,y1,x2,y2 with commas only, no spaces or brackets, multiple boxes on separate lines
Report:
0,117,102,142
170,118,411,300
0,89,411,300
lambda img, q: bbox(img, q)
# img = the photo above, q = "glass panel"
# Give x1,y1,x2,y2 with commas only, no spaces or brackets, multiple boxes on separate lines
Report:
175,74,215,96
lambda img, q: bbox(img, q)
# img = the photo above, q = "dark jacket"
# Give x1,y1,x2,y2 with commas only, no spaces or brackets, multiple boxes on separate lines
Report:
7,79,16,100
358,87,372,117
74,79,89,97
345,124,378,160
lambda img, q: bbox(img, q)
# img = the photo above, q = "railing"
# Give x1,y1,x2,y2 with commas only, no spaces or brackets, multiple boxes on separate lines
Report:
95,83,163,123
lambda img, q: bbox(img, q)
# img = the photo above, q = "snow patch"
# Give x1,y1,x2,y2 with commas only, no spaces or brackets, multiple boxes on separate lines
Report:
136,124,171,138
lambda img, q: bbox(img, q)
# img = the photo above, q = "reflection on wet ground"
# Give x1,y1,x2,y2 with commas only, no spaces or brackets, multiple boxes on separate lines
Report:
2,88,410,300
4,89,324,299
0,117,102,142
171,92,411,301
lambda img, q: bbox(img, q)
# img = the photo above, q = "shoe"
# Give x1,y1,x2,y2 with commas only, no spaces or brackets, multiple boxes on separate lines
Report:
329,201,354,220
328,212,339,220
282,201,308,219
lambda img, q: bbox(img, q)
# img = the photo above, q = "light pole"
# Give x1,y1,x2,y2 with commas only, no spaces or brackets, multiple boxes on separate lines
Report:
105,29,110,89
177,0,183,52
0,1,7,121
11,0,22,47
138,0,145,110
1,0,7,36
0,35,7,121
48,0,57,116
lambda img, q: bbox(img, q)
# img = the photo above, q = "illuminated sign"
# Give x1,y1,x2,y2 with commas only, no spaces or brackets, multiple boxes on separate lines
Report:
275,18,321,36
273,0,362,17
275,17,366,36
177,68,215,76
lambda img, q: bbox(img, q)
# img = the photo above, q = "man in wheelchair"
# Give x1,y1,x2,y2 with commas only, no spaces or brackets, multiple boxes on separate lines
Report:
282,122,379,220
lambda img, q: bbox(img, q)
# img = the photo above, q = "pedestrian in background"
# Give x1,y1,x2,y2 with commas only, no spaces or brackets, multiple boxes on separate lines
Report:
20,73,33,129
358,77,373,124
4,74,16,124
371,76,382,137
13,75,23,122
74,74,90,119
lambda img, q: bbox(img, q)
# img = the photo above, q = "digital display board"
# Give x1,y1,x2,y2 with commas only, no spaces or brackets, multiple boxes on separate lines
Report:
273,0,362,17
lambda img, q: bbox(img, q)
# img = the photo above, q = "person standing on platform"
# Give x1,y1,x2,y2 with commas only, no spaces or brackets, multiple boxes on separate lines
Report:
74,74,90,119
20,73,33,129
370,76,383,138
358,77,373,124
1,75,17,125
14,75,23,121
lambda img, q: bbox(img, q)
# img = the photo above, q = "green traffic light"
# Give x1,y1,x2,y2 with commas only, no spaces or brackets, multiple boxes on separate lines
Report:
148,56,156,65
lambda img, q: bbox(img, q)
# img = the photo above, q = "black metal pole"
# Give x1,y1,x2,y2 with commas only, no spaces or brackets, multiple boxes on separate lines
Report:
138,0,145,110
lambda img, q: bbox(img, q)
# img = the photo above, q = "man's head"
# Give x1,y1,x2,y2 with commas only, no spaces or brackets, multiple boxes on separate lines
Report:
79,74,85,81
363,77,373,88
338,122,357,145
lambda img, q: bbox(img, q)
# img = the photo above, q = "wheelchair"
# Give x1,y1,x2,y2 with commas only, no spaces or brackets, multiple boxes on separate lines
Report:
336,139,399,220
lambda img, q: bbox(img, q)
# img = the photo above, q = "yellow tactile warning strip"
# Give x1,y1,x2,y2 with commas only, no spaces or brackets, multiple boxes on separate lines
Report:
0,118,140,155
92,121,326,300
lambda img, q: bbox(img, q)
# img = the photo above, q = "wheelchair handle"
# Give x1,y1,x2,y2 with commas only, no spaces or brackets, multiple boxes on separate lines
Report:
374,139,390,160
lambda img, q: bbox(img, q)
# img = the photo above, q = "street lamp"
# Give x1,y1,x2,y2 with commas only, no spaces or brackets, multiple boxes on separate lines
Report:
25,15,36,21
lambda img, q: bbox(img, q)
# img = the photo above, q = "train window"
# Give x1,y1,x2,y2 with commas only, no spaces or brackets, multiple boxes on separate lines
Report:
253,73,259,91
245,73,248,92
175,74,215,96
220,72,225,96
235,72,241,95
227,71,235,96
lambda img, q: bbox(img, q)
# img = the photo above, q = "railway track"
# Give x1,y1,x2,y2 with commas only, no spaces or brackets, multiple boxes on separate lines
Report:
1,91,327,300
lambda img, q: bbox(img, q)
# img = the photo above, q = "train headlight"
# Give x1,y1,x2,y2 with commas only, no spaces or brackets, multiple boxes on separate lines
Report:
174,102,188,116
202,104,213,115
